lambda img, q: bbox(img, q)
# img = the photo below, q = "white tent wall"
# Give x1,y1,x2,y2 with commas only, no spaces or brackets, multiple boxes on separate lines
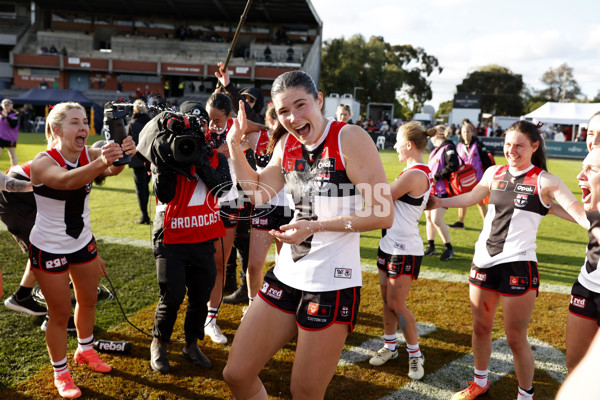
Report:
523,102,600,125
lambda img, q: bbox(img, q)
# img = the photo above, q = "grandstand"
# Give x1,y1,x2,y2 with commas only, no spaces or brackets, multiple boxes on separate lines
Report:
0,0,322,109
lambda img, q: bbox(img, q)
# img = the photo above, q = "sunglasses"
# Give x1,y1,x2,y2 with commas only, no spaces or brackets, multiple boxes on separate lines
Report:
2,101,12,105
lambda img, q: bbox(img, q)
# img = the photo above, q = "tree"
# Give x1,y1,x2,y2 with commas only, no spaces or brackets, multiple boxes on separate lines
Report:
320,34,442,116
539,63,582,102
456,65,524,116
435,100,453,120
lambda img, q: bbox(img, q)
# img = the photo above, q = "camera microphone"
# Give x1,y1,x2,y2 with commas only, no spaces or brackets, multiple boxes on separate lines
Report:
94,340,132,354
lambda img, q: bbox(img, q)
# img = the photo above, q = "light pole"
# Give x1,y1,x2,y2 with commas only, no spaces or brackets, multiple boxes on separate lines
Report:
353,86,364,99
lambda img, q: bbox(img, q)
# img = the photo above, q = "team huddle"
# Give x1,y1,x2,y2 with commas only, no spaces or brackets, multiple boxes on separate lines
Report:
1,73,600,400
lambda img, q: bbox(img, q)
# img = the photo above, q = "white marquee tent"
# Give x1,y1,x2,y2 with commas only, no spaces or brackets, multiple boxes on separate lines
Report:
522,102,600,125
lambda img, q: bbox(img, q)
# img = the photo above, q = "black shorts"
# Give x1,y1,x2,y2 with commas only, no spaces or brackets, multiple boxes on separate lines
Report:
258,268,360,332
376,248,421,279
29,237,98,274
569,279,600,326
250,205,293,230
219,204,239,228
0,138,16,148
469,261,539,296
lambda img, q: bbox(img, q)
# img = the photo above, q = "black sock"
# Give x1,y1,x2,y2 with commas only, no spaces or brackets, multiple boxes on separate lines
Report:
445,243,453,250
427,240,434,246
15,286,33,300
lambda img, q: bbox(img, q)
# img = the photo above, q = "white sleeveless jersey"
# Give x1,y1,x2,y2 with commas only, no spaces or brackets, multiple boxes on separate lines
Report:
578,210,600,292
379,164,432,256
276,120,363,291
30,147,93,253
473,165,549,269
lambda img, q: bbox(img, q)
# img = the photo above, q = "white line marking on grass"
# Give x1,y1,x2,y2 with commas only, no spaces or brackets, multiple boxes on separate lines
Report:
338,323,437,367
96,235,152,248
376,336,566,400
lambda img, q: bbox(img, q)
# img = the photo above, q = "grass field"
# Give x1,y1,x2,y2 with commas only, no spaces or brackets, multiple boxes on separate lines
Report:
0,133,588,399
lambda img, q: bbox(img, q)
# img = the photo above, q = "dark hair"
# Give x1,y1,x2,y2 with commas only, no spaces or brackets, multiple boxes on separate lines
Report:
268,70,320,153
505,120,547,171
206,92,232,116
265,103,279,153
271,70,318,100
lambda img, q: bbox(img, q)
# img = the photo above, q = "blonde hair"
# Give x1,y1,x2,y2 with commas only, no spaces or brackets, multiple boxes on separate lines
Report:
133,99,147,114
45,102,86,149
399,121,430,151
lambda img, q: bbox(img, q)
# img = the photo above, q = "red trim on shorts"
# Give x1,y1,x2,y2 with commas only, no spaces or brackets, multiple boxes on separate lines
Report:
257,291,295,314
568,309,597,321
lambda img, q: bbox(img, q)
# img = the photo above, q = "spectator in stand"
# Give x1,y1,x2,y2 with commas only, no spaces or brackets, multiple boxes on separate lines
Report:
127,99,152,225
40,45,48,54
336,104,352,124
40,79,49,89
554,130,566,142
563,126,573,141
52,81,59,90
49,44,57,54
60,46,67,57
0,99,19,166
264,46,272,62
286,46,294,62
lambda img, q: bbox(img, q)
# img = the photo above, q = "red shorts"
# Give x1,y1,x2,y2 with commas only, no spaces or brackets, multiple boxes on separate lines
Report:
258,268,360,332
29,237,98,274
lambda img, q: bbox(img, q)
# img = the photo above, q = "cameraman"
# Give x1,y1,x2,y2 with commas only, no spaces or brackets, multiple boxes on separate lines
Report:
142,108,232,373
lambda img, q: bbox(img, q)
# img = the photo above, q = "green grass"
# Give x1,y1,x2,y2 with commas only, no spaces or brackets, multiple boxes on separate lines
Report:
0,134,589,392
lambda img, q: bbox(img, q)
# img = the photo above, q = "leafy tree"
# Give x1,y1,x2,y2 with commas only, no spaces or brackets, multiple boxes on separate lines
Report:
320,34,442,114
592,90,600,103
539,63,582,102
435,100,453,120
456,65,524,116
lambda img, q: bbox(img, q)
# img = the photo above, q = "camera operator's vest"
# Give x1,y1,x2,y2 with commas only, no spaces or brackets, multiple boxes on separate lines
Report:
162,150,225,244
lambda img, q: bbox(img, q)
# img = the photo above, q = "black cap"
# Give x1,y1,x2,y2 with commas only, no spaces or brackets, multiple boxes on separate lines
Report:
179,101,206,117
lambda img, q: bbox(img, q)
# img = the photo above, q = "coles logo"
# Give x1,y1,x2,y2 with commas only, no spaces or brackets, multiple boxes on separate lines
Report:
491,180,508,191
260,282,283,300
307,302,331,317
570,295,586,309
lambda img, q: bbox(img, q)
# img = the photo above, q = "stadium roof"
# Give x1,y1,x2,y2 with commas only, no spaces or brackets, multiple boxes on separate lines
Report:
30,0,322,27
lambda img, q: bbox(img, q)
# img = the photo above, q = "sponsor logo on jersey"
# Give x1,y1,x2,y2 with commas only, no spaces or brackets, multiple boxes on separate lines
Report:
341,306,349,318
514,194,528,207
334,268,352,279
570,295,586,308
387,262,398,273
260,282,283,300
294,159,307,172
377,256,385,266
514,184,535,195
491,180,508,191
470,268,487,281
316,157,335,170
393,242,406,250
308,302,331,317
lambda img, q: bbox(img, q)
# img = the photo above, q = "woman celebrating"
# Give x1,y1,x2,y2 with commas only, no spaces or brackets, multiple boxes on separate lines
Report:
428,121,589,400
368,121,433,381
424,125,458,261
223,71,393,399
449,122,492,229
29,102,135,398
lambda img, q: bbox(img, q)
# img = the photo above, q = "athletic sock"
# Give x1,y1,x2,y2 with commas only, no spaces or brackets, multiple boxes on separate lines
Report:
206,307,218,325
474,368,488,388
427,240,434,247
15,285,33,300
383,334,397,351
445,242,453,250
77,334,94,352
406,342,422,358
52,356,68,378
517,386,534,400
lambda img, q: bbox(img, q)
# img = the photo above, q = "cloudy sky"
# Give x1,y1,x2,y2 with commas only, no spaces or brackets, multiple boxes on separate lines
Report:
311,0,600,112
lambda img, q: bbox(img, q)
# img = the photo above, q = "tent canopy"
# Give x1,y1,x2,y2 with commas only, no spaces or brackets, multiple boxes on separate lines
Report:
522,102,600,126
10,89,96,107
